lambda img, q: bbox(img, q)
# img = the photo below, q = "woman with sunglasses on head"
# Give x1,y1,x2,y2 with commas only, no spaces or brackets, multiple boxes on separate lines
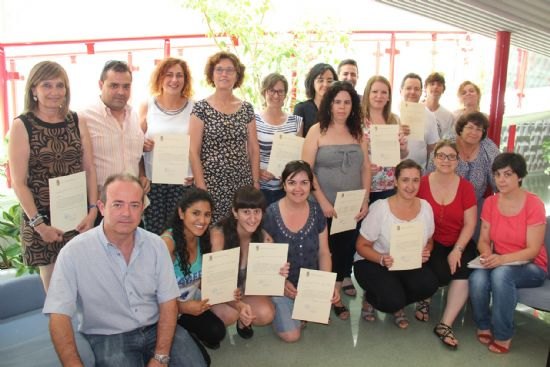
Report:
189,52,260,223
263,160,337,342
256,73,303,206
417,140,477,349
469,153,547,354
161,188,226,351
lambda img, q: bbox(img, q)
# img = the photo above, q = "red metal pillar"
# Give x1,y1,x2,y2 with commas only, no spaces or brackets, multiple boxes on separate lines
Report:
507,124,516,152
0,47,8,139
488,31,511,145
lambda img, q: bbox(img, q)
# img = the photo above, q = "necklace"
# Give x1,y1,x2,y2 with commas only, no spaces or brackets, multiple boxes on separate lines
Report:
154,98,189,116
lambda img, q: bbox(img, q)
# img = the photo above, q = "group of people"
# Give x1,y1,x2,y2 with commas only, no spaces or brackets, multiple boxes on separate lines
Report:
7,52,547,365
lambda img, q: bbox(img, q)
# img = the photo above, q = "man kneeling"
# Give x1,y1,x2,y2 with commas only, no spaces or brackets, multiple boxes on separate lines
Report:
43,173,207,367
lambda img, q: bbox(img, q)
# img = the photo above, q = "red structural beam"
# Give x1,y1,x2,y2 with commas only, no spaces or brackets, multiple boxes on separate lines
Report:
507,124,517,152
488,31,511,146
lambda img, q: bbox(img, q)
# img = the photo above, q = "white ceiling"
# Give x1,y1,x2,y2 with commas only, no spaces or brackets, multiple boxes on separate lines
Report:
376,0,550,58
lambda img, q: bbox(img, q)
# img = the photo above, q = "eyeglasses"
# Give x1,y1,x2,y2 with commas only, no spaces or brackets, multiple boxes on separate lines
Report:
214,67,236,75
435,153,458,161
267,89,286,97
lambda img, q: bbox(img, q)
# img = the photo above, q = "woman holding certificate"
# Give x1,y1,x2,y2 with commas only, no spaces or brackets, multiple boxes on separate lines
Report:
161,188,226,350
189,51,260,223
469,153,547,354
263,160,336,342
8,61,98,291
361,75,408,204
302,81,371,320
417,140,477,349
140,57,195,235
353,159,438,329
210,186,277,339
256,73,303,205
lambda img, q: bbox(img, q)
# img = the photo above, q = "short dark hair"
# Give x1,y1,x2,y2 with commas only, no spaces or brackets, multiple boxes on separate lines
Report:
425,72,446,90
400,72,423,90
318,81,363,141
233,185,266,212
395,159,422,180
100,173,144,203
455,112,489,140
204,51,245,89
492,152,528,185
304,63,337,99
337,59,358,74
281,160,315,192
100,60,132,81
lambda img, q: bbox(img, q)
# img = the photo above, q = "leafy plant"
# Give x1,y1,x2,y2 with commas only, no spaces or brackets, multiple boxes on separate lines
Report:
0,200,36,276
181,0,350,108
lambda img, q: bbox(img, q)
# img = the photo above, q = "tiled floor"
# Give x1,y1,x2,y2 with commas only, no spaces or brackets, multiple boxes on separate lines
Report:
209,282,550,367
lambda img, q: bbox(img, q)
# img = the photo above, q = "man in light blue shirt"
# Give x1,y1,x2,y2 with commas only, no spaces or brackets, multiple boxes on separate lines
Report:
43,173,206,367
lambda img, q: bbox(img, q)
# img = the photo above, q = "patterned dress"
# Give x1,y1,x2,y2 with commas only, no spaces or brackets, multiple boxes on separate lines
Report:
191,100,255,222
19,112,83,266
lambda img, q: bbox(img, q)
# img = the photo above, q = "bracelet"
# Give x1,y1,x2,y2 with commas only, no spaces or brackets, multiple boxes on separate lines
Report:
29,213,47,228
454,245,464,253
379,255,385,267
88,204,98,210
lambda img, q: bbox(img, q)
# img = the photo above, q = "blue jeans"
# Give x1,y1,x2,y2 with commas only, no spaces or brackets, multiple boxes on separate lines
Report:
84,323,207,367
469,264,546,340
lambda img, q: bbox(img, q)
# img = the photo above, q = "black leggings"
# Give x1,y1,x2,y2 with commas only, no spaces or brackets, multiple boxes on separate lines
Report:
428,239,477,286
326,218,359,282
354,259,439,313
178,310,226,347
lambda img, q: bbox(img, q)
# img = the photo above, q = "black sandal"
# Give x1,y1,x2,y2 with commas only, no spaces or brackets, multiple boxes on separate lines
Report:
433,322,458,350
415,299,430,322
333,304,350,320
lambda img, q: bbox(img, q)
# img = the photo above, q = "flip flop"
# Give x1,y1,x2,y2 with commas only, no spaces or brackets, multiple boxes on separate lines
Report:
393,310,409,329
488,341,510,354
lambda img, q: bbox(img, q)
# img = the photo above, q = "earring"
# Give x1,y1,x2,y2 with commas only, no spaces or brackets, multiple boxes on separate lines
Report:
33,95,38,102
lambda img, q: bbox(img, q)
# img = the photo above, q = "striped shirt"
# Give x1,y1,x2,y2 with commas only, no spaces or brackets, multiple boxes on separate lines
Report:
255,112,302,191
81,97,144,189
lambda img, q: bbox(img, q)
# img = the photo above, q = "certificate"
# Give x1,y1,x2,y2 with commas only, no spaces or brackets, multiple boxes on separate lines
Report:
389,222,424,271
245,243,288,296
370,124,400,167
201,247,240,305
400,101,426,141
330,189,366,235
292,269,336,324
151,133,190,185
48,171,87,232
266,132,305,178
467,256,529,269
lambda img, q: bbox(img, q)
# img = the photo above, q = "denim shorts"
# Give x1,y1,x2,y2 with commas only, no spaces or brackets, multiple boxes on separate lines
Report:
271,296,302,333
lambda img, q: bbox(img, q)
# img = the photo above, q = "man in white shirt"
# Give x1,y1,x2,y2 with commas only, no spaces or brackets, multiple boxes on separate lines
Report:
400,73,439,169
424,72,455,138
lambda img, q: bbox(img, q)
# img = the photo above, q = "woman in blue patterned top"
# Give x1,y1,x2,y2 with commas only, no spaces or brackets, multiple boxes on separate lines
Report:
256,73,303,205
161,188,226,350
263,160,338,342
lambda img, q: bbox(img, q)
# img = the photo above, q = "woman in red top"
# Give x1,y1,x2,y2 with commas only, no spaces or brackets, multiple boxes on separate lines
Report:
470,152,547,354
417,140,477,349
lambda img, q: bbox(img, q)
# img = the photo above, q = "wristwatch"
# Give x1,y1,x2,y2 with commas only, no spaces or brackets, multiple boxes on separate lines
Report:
153,354,170,365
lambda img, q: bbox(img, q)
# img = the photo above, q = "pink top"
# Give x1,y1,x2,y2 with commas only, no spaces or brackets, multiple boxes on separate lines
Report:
418,175,476,246
481,191,548,272
81,98,144,189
